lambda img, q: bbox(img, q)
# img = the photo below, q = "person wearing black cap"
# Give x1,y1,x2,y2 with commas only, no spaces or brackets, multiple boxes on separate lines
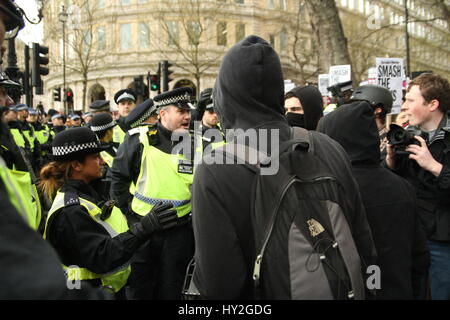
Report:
89,100,110,114
16,104,40,170
90,113,118,197
51,113,66,135
82,112,93,126
40,127,179,298
284,85,324,130
196,88,224,151
111,88,196,299
113,89,137,145
70,114,82,128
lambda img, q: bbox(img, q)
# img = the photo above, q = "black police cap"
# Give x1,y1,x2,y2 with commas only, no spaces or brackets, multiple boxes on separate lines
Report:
52,127,107,162
125,99,156,130
153,87,195,110
114,89,137,104
89,100,110,112
89,113,117,133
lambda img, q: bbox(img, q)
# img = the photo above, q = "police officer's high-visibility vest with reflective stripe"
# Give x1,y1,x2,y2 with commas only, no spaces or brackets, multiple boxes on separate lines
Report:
34,124,50,145
45,191,131,293
131,126,193,217
101,150,114,168
22,126,36,151
113,126,126,145
0,156,41,230
10,128,26,148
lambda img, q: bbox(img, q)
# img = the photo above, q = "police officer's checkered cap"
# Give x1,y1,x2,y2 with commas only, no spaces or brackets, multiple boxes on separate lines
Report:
153,87,193,108
52,127,105,161
125,99,156,129
90,113,116,132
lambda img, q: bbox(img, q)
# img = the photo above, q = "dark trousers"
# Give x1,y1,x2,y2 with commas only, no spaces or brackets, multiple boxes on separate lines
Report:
126,220,195,300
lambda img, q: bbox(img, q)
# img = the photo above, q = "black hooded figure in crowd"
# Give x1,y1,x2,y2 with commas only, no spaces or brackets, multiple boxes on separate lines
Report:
317,101,430,299
192,35,376,299
284,85,324,130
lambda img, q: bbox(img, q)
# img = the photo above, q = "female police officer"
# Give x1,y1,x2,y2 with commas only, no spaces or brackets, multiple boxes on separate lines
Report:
40,127,178,298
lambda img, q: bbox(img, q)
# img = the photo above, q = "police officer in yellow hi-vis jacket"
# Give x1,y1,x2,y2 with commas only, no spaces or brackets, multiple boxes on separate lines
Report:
89,113,118,197
111,87,196,300
40,127,178,298
113,89,137,145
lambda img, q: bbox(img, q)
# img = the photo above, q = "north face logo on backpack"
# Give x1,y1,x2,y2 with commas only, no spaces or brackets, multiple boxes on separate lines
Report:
307,218,325,237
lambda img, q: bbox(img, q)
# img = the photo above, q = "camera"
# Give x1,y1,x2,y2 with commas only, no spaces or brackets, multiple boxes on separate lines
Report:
387,124,423,155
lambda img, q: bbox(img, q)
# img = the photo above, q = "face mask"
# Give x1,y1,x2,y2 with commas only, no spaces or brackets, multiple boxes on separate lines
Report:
286,112,305,128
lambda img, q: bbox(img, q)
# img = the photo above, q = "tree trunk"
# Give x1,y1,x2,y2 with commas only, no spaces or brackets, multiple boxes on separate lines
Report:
82,73,88,112
306,0,354,79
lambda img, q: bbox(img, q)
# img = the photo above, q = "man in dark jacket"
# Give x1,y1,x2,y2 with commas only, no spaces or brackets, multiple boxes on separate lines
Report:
317,101,430,299
192,35,377,299
385,73,450,300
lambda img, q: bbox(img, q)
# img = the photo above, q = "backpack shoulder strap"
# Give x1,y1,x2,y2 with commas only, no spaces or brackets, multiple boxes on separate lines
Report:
291,126,314,153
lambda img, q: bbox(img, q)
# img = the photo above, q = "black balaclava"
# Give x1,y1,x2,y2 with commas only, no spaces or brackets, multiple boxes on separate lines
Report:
317,101,380,165
287,85,323,130
285,112,305,128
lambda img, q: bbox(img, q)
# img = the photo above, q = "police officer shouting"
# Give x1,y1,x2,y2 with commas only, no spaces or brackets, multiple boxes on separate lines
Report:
111,87,196,300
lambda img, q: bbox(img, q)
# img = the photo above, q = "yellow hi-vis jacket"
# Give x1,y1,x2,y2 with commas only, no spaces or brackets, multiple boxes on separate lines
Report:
44,191,131,292
131,126,195,217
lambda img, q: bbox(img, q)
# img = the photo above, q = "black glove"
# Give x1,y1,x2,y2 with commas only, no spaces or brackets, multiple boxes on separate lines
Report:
129,202,178,239
195,88,213,121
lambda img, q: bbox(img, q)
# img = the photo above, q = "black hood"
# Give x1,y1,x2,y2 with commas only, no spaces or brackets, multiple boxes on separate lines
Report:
316,101,380,164
213,35,289,139
287,85,323,130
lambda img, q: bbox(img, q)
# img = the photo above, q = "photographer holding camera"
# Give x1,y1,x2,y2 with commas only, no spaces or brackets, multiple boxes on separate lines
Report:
385,73,450,300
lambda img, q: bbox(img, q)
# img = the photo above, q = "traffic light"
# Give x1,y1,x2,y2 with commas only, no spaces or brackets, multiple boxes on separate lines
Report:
65,89,73,103
149,74,160,91
31,43,49,87
162,60,173,92
53,87,61,101
134,76,145,96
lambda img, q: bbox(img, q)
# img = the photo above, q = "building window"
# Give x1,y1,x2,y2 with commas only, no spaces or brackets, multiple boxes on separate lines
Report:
121,0,131,5
280,29,287,52
279,0,286,10
217,22,227,46
268,0,275,9
97,26,106,50
83,30,92,54
139,0,149,3
236,23,245,42
97,0,105,9
120,24,132,50
68,34,75,58
188,21,201,45
139,22,150,48
235,0,244,3
166,21,179,46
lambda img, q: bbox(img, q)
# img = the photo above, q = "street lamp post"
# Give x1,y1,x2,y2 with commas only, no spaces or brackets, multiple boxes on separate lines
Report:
404,0,411,78
59,5,68,114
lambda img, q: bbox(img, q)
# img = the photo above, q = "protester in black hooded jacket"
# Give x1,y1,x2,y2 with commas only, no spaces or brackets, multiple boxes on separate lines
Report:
192,36,377,299
284,85,323,130
317,101,430,299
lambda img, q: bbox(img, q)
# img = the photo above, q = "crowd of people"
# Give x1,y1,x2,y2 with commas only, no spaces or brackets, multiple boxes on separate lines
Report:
0,0,449,301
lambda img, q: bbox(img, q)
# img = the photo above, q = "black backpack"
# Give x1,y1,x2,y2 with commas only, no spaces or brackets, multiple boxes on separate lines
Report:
227,127,365,300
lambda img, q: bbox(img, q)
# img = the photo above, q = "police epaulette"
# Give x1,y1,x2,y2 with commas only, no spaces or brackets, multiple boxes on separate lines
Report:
64,191,80,206
128,127,141,136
